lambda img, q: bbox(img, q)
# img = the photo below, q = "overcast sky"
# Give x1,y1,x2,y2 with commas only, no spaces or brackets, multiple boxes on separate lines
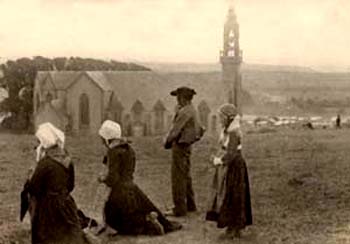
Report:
0,0,349,67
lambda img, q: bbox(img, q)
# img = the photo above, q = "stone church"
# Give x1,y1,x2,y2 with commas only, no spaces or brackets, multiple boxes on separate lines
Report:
33,7,242,137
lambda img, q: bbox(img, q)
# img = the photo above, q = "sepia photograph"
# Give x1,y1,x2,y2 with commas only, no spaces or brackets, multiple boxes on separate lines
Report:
0,0,350,243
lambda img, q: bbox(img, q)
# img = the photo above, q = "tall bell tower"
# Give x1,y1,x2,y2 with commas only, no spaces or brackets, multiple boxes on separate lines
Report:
220,6,242,112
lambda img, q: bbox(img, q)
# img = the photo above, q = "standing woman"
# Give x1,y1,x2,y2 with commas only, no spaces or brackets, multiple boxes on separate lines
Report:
206,104,252,239
97,120,182,236
25,123,90,244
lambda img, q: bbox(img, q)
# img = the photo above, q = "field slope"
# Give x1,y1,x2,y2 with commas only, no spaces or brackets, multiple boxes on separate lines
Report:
1,128,350,244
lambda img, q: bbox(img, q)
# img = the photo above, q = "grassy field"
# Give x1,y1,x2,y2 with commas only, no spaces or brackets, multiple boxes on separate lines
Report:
1,127,350,244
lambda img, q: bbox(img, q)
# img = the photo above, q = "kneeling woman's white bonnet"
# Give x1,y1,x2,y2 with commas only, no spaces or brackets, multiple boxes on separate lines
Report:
34,123,65,163
99,120,122,142
35,122,65,149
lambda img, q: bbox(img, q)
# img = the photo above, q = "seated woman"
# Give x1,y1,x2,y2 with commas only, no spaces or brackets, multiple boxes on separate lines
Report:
97,120,182,236
206,104,252,239
22,123,91,244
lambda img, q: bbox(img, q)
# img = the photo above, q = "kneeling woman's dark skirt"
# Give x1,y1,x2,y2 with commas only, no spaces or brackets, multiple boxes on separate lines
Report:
27,156,90,244
105,180,181,235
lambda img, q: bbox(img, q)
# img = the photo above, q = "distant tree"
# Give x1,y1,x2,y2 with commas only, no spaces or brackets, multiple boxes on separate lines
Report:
33,56,54,70
1,58,39,129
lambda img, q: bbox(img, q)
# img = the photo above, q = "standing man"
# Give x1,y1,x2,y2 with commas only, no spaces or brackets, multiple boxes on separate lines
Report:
164,86,204,217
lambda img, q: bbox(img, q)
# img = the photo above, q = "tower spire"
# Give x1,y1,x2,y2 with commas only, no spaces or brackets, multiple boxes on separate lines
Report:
222,5,240,58
220,4,243,112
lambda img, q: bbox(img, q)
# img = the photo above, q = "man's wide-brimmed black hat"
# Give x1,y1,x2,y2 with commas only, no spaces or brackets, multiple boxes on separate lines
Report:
170,86,196,97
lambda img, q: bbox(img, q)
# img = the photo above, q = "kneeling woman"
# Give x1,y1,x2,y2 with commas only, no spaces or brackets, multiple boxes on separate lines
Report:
25,123,90,244
98,120,182,236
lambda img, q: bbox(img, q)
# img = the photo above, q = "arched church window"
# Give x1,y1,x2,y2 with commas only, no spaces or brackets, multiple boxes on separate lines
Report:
79,93,90,127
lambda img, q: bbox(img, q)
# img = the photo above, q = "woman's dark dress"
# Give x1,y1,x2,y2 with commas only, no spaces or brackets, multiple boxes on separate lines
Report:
27,155,89,244
206,131,253,229
103,141,181,235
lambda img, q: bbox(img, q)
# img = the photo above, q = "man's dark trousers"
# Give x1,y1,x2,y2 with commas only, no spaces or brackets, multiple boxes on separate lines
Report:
171,143,197,216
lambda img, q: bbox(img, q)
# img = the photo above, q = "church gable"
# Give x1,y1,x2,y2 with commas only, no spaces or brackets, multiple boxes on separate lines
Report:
131,99,145,114
153,100,166,112
36,75,56,102
34,74,56,115
49,71,83,90
41,75,56,92
85,71,113,91
66,72,104,133
66,72,103,92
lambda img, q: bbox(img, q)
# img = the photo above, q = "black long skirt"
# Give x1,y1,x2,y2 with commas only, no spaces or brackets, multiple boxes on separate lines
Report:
31,195,90,244
206,153,252,229
105,181,180,235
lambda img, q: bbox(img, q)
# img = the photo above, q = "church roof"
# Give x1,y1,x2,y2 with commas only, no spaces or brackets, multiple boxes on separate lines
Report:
101,71,175,112
102,71,227,112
